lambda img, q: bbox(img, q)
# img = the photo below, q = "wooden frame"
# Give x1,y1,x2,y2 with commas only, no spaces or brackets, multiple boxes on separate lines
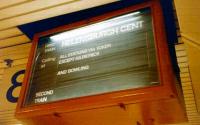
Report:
16,0,177,118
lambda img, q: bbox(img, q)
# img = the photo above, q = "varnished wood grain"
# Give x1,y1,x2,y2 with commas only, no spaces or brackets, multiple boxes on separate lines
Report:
0,0,117,31
16,1,186,125
0,27,22,40
0,35,30,48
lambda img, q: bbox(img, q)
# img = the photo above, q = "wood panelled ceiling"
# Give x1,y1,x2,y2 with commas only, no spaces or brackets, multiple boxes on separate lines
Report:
0,0,117,48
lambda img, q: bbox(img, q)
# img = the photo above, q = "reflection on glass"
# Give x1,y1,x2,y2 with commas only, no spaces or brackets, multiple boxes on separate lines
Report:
25,8,159,106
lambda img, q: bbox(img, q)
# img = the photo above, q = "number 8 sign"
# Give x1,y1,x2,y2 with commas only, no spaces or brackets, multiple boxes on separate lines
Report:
6,70,25,103
0,64,26,112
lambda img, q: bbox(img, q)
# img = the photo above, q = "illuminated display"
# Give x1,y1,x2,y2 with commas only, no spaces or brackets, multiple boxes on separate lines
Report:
25,8,159,106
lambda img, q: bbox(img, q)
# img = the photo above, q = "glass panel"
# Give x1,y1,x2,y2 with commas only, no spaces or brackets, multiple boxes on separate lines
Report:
24,8,159,106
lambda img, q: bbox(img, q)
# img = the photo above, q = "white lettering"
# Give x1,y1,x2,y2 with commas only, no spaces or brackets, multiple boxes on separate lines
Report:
61,21,144,47
68,65,89,73
96,44,111,50
57,65,90,75
41,57,56,63
35,97,48,103
57,70,68,75
60,48,96,59
120,21,144,32
36,90,54,97
59,52,99,64
45,47,56,53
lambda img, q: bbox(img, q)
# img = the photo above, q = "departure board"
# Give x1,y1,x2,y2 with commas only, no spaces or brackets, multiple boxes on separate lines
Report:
25,8,160,106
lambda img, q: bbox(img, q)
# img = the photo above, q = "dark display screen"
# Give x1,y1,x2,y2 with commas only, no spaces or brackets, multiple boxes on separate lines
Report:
25,8,160,106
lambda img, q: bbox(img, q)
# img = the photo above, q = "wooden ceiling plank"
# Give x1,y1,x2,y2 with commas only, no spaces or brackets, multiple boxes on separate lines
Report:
0,111,15,115
0,58,28,68
0,113,15,117
175,44,186,51
0,0,29,10
0,0,117,31
0,52,29,63
0,43,31,57
0,0,79,20
0,49,29,57
0,35,30,48
0,119,22,123
0,27,23,40
0,69,4,74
